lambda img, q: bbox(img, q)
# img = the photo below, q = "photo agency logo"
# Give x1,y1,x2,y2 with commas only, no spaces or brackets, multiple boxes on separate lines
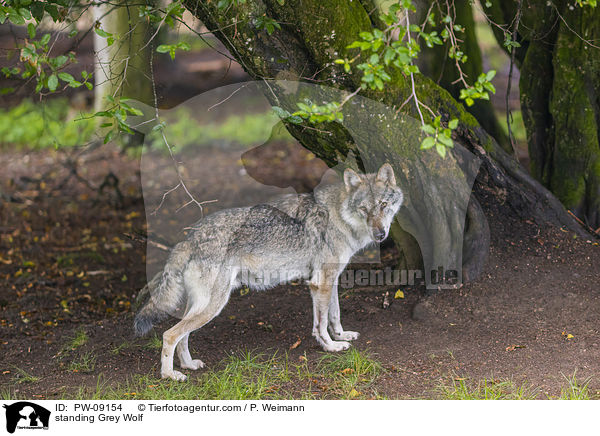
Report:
127,80,486,320
3,402,50,433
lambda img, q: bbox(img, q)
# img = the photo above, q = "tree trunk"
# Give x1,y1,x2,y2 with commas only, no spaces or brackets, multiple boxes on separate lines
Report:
93,1,153,112
182,0,588,285
482,1,600,229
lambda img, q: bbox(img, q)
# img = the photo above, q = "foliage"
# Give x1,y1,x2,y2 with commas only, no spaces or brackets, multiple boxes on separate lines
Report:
287,0,497,158
254,14,281,35
0,99,95,149
156,42,191,60
146,108,291,151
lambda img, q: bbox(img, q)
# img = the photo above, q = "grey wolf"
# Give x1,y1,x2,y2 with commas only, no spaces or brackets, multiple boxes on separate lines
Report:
134,163,403,381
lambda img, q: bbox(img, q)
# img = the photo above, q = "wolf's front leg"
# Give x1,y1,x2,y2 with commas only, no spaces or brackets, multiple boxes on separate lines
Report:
310,284,350,352
327,283,360,341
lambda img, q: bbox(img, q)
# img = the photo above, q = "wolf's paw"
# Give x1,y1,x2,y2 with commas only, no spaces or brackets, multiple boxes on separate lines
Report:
180,359,205,370
324,341,351,352
333,330,360,341
162,370,187,382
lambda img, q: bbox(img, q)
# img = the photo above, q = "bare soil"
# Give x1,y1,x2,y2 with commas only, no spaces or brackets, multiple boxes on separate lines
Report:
1,142,599,400
0,23,599,400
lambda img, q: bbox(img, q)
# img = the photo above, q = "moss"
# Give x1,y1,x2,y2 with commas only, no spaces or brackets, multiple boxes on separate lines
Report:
547,5,600,225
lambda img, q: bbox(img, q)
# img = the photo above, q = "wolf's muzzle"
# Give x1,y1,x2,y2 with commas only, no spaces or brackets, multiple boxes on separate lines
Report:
374,229,387,242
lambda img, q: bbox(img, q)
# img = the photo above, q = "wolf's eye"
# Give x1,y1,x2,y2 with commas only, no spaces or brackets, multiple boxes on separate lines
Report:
380,202,388,209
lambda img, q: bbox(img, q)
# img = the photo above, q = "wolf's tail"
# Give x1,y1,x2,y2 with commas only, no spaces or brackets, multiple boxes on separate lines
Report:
133,242,189,336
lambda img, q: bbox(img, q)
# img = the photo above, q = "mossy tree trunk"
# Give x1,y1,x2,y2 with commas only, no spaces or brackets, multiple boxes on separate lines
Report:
482,1,600,229
182,0,588,282
93,0,153,112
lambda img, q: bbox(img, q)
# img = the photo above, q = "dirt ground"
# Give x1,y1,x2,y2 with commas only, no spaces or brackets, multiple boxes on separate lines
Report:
0,141,599,399
1,21,599,400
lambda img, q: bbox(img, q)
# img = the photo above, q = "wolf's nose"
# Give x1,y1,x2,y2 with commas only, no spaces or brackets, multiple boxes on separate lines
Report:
374,230,386,241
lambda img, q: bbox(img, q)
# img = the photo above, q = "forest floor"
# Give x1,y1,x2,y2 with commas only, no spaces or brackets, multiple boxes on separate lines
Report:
1,143,599,400
1,18,599,400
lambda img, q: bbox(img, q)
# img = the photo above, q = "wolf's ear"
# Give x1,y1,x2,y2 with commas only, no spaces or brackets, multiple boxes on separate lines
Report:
376,163,396,186
344,168,363,191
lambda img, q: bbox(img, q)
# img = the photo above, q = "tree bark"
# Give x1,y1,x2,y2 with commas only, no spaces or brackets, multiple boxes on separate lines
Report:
93,0,153,112
481,0,600,229
182,0,588,284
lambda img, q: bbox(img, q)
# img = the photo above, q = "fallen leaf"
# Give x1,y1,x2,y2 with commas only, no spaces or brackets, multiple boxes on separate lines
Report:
505,345,526,351
394,289,405,299
289,338,301,350
348,388,360,398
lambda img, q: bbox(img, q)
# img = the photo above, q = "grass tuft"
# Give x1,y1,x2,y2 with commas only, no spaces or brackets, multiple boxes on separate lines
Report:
68,351,97,373
65,327,89,351
437,375,538,400
72,350,292,400
12,366,40,384
559,371,593,400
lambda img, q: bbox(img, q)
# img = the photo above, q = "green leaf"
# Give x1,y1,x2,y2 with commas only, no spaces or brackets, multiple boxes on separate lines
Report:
8,13,25,25
95,28,111,38
421,124,436,135
359,31,374,41
346,41,363,49
448,119,459,129
438,134,453,147
40,33,51,45
47,74,58,91
31,3,44,21
156,44,170,53
27,23,36,39
45,4,59,21
19,8,32,20
436,143,447,158
420,136,436,150
58,72,74,83
104,129,115,144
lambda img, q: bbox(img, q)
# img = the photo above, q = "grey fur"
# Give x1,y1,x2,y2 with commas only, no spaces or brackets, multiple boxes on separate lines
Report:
135,163,403,381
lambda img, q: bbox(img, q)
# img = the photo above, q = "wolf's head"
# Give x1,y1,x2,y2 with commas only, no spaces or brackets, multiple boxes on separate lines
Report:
341,163,404,243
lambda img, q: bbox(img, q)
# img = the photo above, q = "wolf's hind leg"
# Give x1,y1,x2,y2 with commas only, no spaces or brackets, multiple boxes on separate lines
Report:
161,285,232,381
176,333,205,370
327,283,359,341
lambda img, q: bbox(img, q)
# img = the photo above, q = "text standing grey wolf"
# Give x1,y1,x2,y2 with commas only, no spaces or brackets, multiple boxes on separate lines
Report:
135,163,404,381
